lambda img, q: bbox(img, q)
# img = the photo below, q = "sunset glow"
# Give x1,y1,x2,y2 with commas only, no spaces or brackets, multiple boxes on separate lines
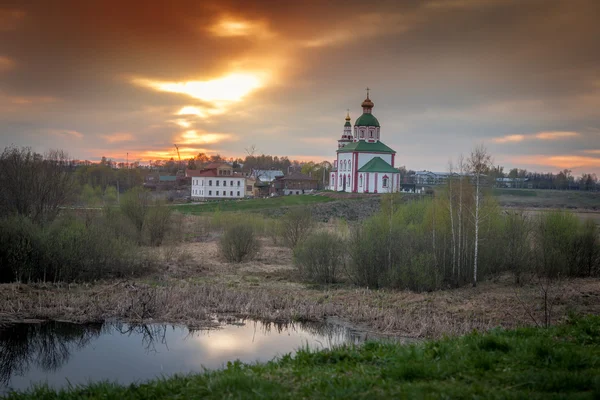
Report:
493,131,580,144
1,1,599,174
133,73,264,103
177,130,234,145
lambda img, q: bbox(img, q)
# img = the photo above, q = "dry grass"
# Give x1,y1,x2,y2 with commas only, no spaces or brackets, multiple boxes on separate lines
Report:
1,242,598,339
1,214,599,339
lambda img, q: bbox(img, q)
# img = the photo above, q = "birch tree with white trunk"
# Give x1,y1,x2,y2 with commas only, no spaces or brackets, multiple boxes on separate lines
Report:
468,145,492,287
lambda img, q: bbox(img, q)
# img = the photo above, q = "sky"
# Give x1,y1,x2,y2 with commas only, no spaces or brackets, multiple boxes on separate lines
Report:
0,0,599,175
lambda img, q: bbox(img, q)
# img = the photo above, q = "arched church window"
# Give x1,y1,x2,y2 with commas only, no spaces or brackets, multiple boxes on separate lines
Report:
348,160,351,170
382,177,389,188
359,175,363,187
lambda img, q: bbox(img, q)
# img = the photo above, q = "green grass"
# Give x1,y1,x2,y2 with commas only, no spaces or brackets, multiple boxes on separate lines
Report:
174,195,335,214
493,188,538,197
5,316,600,399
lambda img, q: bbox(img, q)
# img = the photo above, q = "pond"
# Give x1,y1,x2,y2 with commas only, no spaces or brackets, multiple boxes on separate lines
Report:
0,319,385,393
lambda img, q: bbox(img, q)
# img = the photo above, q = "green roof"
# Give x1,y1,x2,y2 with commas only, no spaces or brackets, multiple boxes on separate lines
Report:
355,113,380,127
344,121,351,127
337,140,396,154
358,157,398,173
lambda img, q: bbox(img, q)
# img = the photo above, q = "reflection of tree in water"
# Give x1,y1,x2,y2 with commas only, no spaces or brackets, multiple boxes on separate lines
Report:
185,319,366,349
255,320,366,347
0,321,104,386
112,323,169,353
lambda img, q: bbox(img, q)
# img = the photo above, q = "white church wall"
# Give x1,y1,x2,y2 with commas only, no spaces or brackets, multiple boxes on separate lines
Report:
336,153,353,192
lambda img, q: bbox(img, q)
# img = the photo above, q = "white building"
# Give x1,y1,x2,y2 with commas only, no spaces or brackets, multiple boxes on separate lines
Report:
413,171,460,185
188,163,246,200
329,92,401,193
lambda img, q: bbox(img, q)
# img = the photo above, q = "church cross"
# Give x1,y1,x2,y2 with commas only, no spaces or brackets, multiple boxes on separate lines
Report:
365,87,370,98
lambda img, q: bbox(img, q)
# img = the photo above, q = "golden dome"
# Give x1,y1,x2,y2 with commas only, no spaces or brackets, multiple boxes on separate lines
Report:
361,97,374,108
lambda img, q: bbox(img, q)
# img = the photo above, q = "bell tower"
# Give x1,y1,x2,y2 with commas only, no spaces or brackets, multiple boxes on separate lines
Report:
337,110,353,149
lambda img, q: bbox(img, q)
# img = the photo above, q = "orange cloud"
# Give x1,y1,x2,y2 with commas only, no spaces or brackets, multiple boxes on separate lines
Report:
301,12,416,48
207,18,273,39
583,149,600,155
492,134,525,143
493,131,580,144
132,72,265,103
0,56,14,71
512,155,600,169
101,133,135,143
534,131,579,140
176,130,234,145
137,147,214,160
0,8,25,31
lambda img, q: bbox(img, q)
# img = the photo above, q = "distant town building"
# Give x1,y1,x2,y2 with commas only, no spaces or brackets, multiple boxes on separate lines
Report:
496,177,529,188
329,92,401,193
187,162,245,200
270,172,318,196
250,169,284,183
413,171,460,185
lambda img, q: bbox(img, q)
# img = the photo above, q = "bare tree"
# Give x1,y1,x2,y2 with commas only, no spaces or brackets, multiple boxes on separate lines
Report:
457,154,466,283
468,144,492,287
0,146,74,223
447,160,457,282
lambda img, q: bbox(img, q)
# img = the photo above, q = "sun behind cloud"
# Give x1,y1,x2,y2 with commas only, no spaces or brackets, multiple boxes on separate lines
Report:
132,72,265,103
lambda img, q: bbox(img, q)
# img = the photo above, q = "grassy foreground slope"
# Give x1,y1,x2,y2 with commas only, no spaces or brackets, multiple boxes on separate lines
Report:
174,195,335,214
6,316,600,400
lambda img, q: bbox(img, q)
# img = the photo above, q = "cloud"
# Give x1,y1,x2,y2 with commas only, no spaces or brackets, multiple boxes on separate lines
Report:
493,131,580,143
47,129,84,139
207,17,273,39
582,150,600,155
0,8,25,31
300,12,417,48
132,73,265,102
101,133,135,143
176,105,225,119
425,0,514,10
512,154,600,170
492,134,525,143
0,56,15,71
534,131,580,140
176,130,235,145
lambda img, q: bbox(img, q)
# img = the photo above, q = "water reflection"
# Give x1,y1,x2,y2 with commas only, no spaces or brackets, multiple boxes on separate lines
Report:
0,321,104,387
0,319,377,393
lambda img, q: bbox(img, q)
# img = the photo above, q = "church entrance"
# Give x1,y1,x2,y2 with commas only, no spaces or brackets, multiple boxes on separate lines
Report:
342,175,346,191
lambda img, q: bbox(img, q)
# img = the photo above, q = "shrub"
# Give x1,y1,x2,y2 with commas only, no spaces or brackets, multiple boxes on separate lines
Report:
571,219,600,277
346,216,391,288
120,187,152,243
294,231,344,284
219,220,260,263
534,211,580,278
280,207,314,248
0,213,145,283
500,212,532,283
144,202,172,246
0,215,45,283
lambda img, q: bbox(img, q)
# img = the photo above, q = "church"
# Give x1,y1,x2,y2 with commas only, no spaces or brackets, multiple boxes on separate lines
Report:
330,91,401,193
